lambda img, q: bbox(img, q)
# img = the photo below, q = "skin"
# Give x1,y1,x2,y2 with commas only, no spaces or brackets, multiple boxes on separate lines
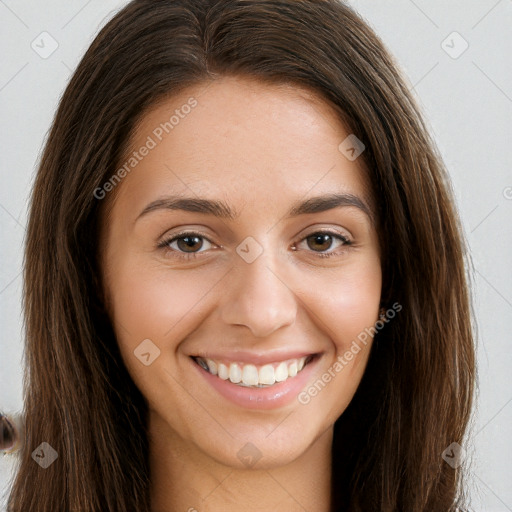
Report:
99,76,382,512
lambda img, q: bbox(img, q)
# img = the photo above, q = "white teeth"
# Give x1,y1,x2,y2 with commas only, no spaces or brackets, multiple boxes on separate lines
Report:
206,358,218,375
218,363,229,380
242,364,259,386
259,364,275,385
229,363,242,383
274,362,288,382
195,356,310,387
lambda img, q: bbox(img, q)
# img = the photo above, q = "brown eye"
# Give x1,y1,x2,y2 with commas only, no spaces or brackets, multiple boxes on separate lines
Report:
176,235,204,253
158,231,216,259
294,230,352,257
306,233,335,252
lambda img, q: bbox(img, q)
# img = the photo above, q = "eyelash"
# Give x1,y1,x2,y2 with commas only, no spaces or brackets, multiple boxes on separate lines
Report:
157,229,353,260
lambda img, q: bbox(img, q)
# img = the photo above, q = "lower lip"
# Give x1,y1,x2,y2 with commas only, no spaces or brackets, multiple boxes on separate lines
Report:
190,355,320,410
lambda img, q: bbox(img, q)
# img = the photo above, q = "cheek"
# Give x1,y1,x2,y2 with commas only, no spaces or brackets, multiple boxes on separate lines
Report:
297,256,381,418
104,257,224,407
105,251,229,365
299,254,382,346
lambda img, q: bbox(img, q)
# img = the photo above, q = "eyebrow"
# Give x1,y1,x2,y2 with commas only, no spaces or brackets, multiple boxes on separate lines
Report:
135,192,374,225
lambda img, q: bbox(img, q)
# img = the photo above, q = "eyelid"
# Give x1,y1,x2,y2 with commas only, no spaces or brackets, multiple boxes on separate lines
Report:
157,230,218,256
291,229,352,257
157,227,353,260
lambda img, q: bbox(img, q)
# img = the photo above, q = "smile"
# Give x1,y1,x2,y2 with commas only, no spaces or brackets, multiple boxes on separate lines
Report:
192,355,316,388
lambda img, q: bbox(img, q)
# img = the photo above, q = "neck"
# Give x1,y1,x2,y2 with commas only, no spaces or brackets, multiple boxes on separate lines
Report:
148,412,333,512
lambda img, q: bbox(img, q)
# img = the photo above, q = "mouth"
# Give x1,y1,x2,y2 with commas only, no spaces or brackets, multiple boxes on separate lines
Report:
189,351,322,410
191,354,318,388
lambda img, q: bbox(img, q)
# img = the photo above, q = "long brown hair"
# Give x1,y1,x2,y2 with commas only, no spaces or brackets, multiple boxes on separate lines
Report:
7,0,475,510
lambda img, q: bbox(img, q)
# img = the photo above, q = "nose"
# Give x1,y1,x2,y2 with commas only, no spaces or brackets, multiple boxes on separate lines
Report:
218,250,298,338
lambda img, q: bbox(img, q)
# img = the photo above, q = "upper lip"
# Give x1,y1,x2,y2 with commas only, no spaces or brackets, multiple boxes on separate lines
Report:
190,350,319,365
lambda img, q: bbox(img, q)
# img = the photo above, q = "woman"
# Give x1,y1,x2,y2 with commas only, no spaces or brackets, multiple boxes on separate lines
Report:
6,0,475,510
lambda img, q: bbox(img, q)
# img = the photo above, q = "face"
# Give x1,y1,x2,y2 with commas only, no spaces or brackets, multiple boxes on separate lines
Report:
99,76,382,469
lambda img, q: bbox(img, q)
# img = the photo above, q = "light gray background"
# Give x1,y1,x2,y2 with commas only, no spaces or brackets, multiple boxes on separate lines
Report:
1,1,511,510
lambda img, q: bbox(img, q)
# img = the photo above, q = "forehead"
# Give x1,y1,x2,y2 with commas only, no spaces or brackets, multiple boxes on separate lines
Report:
108,76,373,220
